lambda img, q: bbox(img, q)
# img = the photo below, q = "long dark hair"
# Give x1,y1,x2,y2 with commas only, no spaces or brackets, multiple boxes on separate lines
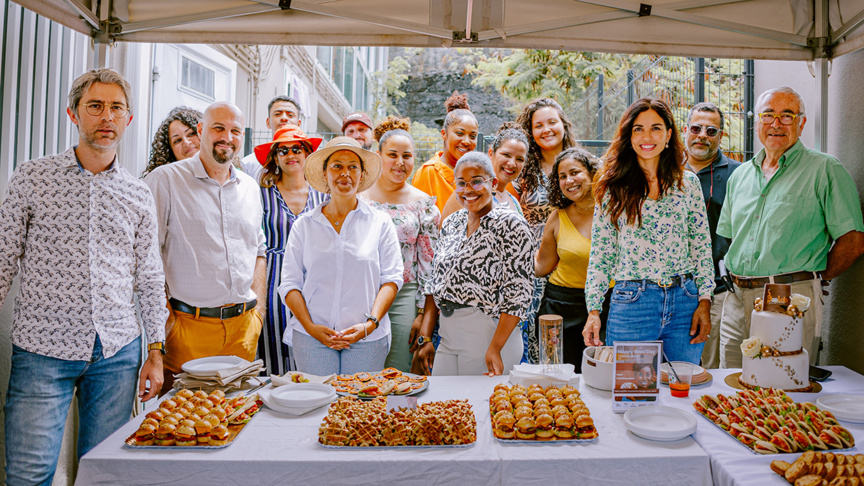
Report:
595,98,684,229
515,98,577,197
142,106,202,177
546,147,601,209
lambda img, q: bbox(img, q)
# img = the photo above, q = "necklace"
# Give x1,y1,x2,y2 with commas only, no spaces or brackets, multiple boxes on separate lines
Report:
573,204,594,212
325,207,347,226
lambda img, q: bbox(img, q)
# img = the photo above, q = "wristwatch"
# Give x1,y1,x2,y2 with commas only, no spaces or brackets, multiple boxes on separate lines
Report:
416,335,433,347
364,313,379,330
148,342,166,355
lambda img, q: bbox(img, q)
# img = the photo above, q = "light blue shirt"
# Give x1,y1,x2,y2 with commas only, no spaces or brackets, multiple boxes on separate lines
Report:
278,199,403,342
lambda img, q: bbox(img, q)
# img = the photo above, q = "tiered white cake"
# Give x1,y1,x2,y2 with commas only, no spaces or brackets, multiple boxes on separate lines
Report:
740,286,811,392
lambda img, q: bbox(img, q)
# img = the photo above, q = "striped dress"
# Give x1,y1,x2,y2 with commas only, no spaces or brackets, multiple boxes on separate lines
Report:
259,183,329,375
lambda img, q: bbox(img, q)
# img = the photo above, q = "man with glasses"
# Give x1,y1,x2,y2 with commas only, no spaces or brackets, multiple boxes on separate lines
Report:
145,102,267,394
0,69,168,484
683,102,740,369
717,86,864,368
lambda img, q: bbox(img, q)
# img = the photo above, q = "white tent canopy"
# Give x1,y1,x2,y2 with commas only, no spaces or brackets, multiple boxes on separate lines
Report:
15,0,864,61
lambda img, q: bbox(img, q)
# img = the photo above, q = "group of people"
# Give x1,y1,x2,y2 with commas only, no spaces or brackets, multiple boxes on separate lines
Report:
1,67,863,484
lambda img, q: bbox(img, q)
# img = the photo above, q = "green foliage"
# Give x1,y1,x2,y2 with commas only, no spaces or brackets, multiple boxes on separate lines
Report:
467,50,628,111
370,53,411,118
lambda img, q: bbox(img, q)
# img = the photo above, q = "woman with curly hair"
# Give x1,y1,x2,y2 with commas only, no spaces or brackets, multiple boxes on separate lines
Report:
412,91,478,215
254,125,325,375
514,98,579,363
535,147,601,369
142,106,202,177
360,116,440,372
583,98,714,365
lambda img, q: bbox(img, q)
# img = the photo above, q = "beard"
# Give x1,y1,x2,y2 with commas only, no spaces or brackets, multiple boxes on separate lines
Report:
687,143,716,161
212,143,236,164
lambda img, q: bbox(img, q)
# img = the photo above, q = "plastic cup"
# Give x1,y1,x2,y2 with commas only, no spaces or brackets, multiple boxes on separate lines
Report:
668,361,695,398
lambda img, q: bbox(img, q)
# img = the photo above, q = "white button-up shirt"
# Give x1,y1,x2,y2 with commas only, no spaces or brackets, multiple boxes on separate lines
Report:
145,154,266,308
0,147,168,360
278,199,403,342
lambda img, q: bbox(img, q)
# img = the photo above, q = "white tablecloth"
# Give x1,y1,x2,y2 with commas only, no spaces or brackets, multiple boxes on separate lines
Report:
660,366,864,486
77,375,711,486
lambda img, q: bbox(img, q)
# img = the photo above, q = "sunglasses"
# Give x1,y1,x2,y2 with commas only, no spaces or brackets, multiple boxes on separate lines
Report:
277,146,304,156
688,124,720,137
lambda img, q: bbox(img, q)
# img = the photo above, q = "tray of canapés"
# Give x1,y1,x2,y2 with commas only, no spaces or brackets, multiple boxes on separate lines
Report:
318,396,476,448
692,388,855,455
328,367,428,398
770,450,864,486
125,389,263,449
490,384,598,442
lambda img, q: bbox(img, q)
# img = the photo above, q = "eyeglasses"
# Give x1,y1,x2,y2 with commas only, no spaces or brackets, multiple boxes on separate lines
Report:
83,101,128,118
758,112,801,125
277,146,304,156
688,124,720,137
454,177,491,192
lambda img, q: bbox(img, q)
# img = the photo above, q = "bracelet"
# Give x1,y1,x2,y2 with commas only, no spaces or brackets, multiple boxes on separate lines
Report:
363,324,368,340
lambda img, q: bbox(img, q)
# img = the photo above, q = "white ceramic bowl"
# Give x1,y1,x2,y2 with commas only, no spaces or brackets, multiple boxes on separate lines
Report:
582,346,614,391
269,383,335,409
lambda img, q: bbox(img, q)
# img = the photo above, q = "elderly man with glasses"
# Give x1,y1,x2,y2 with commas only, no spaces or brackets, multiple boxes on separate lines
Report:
716,86,864,368
683,102,741,369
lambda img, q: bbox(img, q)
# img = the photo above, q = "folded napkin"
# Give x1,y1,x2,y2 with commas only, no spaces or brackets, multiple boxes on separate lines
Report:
173,358,266,391
270,371,335,388
509,363,580,387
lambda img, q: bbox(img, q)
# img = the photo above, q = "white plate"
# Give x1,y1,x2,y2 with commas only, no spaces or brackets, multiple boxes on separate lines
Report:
660,362,706,377
181,356,246,374
270,384,335,408
261,389,333,416
624,406,697,441
817,394,864,423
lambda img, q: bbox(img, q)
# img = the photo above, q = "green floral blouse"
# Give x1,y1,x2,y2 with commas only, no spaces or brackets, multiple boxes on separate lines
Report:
585,171,715,311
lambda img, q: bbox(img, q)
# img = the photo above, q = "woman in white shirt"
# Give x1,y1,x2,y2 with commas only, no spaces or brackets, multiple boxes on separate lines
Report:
278,137,404,375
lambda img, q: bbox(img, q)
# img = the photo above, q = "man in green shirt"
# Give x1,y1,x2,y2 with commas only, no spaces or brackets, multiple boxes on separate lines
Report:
717,86,864,368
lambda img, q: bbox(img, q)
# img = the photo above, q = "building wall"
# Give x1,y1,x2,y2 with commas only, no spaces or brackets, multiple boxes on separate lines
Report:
755,56,864,374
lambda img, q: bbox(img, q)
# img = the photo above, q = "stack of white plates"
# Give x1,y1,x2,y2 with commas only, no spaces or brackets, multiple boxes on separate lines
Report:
262,383,336,416
816,394,864,423
624,406,697,441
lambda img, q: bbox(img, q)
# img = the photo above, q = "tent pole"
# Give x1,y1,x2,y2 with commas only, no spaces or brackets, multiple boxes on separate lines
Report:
813,0,829,153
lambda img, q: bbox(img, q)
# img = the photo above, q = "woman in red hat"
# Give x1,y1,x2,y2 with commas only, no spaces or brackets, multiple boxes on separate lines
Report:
255,126,326,375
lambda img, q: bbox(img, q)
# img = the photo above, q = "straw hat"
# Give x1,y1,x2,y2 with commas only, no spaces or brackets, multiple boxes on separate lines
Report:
253,125,323,165
304,136,382,194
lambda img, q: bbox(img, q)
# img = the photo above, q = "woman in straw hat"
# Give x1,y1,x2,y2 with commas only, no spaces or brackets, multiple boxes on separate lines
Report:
278,137,404,375
254,125,325,376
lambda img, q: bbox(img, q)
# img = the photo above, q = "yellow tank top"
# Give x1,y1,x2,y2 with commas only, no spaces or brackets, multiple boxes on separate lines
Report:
549,209,591,289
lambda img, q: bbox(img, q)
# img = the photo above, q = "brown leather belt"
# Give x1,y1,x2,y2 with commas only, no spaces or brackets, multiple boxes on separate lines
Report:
730,271,818,289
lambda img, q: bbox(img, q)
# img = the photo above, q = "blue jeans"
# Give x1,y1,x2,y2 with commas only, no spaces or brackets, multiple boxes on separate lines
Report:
292,330,389,375
605,278,704,364
4,335,141,486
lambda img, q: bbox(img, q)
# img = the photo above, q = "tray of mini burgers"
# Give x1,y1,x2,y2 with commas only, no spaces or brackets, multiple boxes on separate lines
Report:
328,368,428,399
490,384,598,442
693,387,855,455
126,389,263,449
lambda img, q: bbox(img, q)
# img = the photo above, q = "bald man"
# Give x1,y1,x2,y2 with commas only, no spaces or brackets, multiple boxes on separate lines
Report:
145,102,266,393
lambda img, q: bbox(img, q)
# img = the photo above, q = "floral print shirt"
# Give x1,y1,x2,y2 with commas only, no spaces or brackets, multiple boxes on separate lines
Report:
585,171,715,311
362,195,440,308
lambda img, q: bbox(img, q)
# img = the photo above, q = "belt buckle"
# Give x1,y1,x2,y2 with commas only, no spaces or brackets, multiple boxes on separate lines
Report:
440,301,454,318
657,277,672,288
220,304,238,320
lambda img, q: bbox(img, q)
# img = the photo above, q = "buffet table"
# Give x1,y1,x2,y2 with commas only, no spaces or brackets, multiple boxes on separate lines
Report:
76,375,712,486
660,366,864,486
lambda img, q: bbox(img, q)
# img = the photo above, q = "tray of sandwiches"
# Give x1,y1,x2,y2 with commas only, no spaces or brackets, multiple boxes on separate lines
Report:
692,388,855,455
770,450,864,485
328,368,428,398
490,384,598,442
318,396,476,448
125,389,262,449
